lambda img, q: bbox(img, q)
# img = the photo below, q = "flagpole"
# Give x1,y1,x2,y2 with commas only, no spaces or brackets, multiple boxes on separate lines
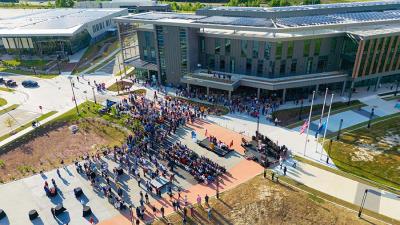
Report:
320,93,334,160
303,91,316,156
315,88,328,153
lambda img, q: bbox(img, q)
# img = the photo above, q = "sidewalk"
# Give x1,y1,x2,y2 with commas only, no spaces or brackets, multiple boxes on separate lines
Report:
204,98,400,221
273,160,400,221
293,95,400,135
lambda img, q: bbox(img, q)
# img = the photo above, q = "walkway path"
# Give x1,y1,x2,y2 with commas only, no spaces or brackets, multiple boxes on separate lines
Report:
273,161,400,221
293,95,400,135
203,99,400,221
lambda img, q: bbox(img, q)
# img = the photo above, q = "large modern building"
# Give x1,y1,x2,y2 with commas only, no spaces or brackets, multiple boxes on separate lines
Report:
0,8,127,56
115,1,400,101
75,0,170,13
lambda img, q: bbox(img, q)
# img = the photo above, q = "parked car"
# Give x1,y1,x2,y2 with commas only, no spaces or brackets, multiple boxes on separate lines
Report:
22,80,39,88
5,80,17,87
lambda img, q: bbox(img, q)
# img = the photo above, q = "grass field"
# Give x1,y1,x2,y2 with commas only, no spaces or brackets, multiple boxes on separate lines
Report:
118,88,147,96
0,67,58,79
325,113,400,190
0,101,138,182
0,87,15,92
73,37,120,74
107,80,134,92
1,59,49,68
0,111,57,142
382,95,400,101
0,104,18,116
272,100,365,128
0,98,6,107
154,174,390,225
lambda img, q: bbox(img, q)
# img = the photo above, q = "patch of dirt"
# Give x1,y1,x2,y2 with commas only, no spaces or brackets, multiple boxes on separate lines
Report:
0,118,126,183
155,175,383,225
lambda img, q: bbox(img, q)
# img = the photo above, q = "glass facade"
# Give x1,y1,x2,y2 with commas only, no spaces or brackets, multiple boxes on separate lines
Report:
314,39,321,56
2,29,91,55
304,40,311,57
252,41,259,58
215,38,221,54
275,42,282,60
264,42,271,60
142,31,156,63
156,25,166,83
356,35,400,77
287,41,294,59
241,40,248,57
179,28,188,76
225,39,231,54
119,23,139,61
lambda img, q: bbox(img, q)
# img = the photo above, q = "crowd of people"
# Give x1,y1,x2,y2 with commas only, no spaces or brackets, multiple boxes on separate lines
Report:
175,87,283,120
161,142,226,183
67,89,227,223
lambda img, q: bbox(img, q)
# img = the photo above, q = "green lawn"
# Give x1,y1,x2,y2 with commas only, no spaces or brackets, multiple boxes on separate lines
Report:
272,100,365,128
0,101,139,149
2,59,49,68
0,98,6,107
325,113,400,190
73,37,120,74
0,111,57,142
0,104,18,116
0,87,15,92
117,89,146,96
383,95,400,101
107,81,133,92
0,67,58,79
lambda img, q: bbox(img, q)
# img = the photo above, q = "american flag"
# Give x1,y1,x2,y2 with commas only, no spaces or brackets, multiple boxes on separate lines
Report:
300,120,308,134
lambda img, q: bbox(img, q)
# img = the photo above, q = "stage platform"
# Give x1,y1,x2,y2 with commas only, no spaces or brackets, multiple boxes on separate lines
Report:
242,140,279,167
197,138,233,157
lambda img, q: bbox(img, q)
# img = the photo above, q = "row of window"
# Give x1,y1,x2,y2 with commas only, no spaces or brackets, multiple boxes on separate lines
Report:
92,19,112,33
357,35,400,77
179,28,188,76
2,37,34,49
205,55,328,78
156,26,167,83
201,37,338,62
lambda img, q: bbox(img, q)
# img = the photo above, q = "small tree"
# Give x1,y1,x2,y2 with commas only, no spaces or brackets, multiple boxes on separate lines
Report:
4,117,15,129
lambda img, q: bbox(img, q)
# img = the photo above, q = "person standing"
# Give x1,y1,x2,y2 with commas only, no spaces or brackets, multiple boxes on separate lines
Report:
196,194,202,204
283,166,287,176
145,193,149,204
160,206,165,218
207,207,212,220
205,194,209,206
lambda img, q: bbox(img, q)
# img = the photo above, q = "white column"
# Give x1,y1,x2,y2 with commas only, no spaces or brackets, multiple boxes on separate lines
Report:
341,81,347,96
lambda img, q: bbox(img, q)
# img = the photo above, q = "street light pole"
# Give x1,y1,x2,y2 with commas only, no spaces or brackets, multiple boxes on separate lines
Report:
92,86,97,104
367,108,374,129
116,78,120,94
326,139,333,164
256,114,260,139
216,175,220,199
68,77,79,115
337,119,343,140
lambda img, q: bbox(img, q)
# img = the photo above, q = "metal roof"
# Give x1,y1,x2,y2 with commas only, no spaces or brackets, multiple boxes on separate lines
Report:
275,9,400,27
115,10,400,31
0,8,127,37
205,1,400,13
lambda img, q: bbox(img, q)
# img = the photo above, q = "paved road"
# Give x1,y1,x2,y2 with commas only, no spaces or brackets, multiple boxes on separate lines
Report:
0,120,248,225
